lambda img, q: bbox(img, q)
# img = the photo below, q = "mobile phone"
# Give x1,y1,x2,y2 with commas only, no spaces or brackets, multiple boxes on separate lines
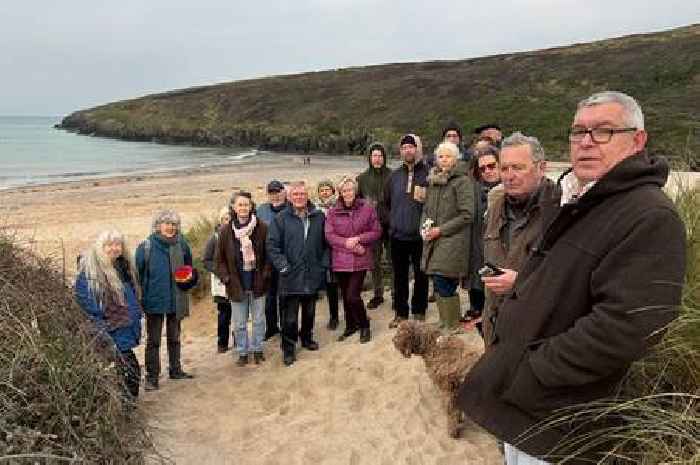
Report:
479,261,505,277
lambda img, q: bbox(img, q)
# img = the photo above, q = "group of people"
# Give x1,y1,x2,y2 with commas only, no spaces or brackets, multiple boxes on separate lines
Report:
73,90,686,465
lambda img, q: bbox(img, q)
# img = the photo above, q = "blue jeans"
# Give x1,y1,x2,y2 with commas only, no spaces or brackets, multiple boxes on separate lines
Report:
432,275,458,298
231,292,266,356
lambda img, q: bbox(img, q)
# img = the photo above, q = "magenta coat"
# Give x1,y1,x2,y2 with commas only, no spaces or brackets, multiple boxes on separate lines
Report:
325,198,381,272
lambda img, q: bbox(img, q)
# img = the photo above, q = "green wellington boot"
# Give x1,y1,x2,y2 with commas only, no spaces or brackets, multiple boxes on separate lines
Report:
443,295,463,333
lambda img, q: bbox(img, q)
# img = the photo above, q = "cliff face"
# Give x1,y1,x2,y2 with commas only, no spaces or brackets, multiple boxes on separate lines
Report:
59,24,700,164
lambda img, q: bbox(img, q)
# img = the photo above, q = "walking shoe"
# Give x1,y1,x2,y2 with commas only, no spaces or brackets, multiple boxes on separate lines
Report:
367,296,384,309
236,355,249,367
326,318,339,330
337,327,357,341
169,370,194,380
388,317,405,329
217,345,228,354
359,328,371,344
283,352,295,367
253,352,265,364
428,292,437,303
144,378,159,391
301,340,319,351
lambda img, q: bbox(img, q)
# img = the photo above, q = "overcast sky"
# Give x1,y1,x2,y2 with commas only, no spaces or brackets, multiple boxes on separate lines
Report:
1,1,697,116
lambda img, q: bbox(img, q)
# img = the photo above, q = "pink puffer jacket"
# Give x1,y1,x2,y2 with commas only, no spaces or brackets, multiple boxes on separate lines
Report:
325,198,381,272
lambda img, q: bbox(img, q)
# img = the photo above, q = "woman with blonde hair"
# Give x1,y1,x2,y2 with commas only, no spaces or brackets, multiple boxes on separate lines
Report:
75,229,142,400
421,142,474,331
325,176,381,343
203,206,232,353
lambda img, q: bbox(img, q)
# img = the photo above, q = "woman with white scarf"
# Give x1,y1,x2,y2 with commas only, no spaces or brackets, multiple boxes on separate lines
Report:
216,191,271,366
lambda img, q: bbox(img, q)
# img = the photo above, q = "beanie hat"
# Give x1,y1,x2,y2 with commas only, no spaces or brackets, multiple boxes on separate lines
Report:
399,134,417,147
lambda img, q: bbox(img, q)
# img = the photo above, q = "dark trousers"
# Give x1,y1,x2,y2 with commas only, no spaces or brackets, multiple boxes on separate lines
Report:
337,271,369,330
145,312,181,380
116,349,141,399
391,238,429,318
265,270,281,336
469,288,485,312
371,237,391,297
280,294,316,355
433,275,459,297
326,280,339,321
216,301,232,349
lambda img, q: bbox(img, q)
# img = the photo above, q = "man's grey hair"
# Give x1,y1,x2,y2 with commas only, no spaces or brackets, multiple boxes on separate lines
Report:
151,209,181,234
501,132,546,162
577,91,645,130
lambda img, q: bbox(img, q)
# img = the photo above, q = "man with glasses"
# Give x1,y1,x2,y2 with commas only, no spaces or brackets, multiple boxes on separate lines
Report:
479,132,557,347
458,91,686,464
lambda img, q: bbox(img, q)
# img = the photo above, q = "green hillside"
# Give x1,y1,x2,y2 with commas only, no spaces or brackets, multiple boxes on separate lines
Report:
59,24,700,165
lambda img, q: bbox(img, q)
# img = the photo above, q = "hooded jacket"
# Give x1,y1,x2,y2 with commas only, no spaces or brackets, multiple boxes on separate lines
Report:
457,153,686,463
357,142,392,225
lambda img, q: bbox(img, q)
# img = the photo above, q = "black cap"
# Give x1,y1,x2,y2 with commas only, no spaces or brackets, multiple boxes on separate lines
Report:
267,180,285,193
399,134,417,147
474,124,502,134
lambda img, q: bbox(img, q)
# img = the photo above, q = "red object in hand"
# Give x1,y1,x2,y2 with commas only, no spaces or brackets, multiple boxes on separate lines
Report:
174,265,193,283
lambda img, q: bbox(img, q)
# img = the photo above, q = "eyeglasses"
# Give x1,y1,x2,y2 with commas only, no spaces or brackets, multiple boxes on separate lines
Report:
569,127,637,144
478,162,497,172
445,132,460,139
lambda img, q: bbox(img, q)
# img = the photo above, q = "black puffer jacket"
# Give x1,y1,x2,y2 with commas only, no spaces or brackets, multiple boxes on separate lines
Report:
266,203,329,296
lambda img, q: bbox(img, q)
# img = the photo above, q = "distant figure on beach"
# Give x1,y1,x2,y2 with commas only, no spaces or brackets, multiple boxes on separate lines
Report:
420,142,474,332
458,91,686,464
216,191,270,366
315,179,341,330
75,229,142,402
256,180,287,340
356,142,392,310
463,144,501,329
202,207,232,353
325,176,381,343
480,132,557,346
136,209,196,391
267,182,329,366
383,134,430,328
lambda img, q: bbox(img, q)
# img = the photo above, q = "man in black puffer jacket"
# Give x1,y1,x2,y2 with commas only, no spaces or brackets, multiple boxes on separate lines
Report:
267,182,329,367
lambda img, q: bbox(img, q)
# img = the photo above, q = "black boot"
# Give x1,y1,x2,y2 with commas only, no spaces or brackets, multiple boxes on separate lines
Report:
327,318,339,330
236,354,249,366
337,327,357,341
359,328,371,344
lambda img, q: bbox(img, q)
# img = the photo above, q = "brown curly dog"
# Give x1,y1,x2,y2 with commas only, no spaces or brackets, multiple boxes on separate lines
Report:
393,320,481,438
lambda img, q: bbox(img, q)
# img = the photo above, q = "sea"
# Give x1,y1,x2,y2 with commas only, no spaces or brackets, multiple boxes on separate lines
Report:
0,116,262,190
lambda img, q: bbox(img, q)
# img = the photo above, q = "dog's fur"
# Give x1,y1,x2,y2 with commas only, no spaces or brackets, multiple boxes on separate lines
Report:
393,320,481,438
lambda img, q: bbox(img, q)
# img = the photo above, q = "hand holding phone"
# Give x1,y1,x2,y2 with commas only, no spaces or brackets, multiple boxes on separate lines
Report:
479,261,505,277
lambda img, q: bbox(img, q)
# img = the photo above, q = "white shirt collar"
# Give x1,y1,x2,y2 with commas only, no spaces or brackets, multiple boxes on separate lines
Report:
560,171,597,206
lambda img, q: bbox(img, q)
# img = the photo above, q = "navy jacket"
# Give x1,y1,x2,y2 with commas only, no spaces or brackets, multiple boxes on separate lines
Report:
74,272,142,352
266,203,329,296
135,233,193,314
382,160,429,241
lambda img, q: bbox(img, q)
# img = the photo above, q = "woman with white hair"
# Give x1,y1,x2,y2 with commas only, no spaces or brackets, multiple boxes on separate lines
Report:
136,209,196,391
202,206,232,353
421,142,474,331
325,176,381,343
74,229,142,401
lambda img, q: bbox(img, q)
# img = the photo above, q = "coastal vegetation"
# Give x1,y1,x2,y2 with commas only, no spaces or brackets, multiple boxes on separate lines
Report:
0,235,157,463
59,24,699,166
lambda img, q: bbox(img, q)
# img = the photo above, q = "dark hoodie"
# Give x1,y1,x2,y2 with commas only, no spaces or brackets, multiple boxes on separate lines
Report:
357,142,392,224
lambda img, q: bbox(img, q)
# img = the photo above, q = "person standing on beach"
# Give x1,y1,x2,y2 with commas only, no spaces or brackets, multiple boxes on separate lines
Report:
75,229,142,402
136,210,196,391
420,142,474,331
267,182,329,367
256,180,287,340
357,142,392,310
458,91,686,464
202,207,232,353
382,134,430,328
479,132,557,346
325,177,381,343
316,180,341,330
216,191,271,366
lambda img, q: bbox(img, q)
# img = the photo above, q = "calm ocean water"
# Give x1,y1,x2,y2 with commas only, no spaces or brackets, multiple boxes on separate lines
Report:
0,116,259,189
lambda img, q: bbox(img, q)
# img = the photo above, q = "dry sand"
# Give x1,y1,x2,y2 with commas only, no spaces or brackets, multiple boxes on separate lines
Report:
3,155,696,465
0,154,502,465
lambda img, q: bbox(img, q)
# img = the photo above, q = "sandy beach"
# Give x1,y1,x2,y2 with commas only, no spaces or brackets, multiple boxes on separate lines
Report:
2,154,697,465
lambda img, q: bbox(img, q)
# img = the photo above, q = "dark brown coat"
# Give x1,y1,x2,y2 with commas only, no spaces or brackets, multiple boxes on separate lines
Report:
215,220,271,302
481,178,559,345
458,153,686,463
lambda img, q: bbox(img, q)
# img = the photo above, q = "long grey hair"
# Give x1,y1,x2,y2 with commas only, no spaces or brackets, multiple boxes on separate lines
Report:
77,229,137,306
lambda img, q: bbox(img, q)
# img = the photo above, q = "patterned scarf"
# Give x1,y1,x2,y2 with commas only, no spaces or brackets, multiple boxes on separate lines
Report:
233,215,257,271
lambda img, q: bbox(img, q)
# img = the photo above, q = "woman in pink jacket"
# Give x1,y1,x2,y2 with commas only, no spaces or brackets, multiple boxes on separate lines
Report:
325,177,381,343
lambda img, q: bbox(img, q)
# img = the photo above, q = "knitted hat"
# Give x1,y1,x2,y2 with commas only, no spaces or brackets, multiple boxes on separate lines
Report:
399,134,417,147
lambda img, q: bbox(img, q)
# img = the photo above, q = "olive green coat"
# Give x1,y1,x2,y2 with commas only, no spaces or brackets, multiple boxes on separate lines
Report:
420,167,474,278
